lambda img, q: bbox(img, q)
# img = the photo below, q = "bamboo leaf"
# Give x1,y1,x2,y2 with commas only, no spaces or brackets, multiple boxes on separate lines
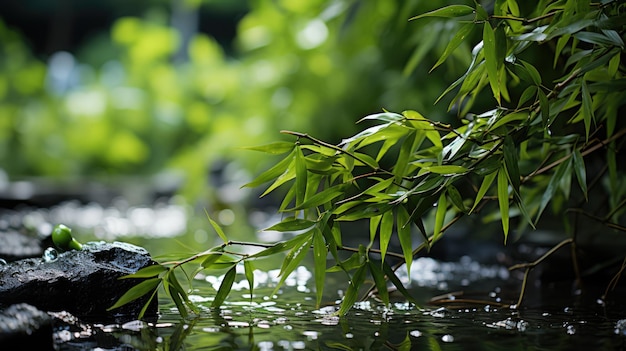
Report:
368,261,389,306
503,137,521,193
520,60,541,86
483,22,501,104
211,266,237,308
425,165,469,175
379,210,394,264
119,264,168,279
409,5,474,20
295,145,307,206
261,160,296,197
108,277,161,311
272,233,313,295
338,264,367,316
431,23,474,72
313,229,327,308
538,89,550,126
572,149,588,201
243,142,295,155
357,112,404,123
581,79,594,142
242,148,296,188
265,218,316,232
497,167,510,243
517,85,537,108
244,260,254,301
369,214,382,248
470,170,497,214
206,211,229,244
396,206,413,278
432,191,447,243
446,184,466,213
382,262,418,306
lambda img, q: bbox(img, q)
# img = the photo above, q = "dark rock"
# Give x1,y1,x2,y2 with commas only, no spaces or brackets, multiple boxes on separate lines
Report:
0,303,53,350
0,241,159,322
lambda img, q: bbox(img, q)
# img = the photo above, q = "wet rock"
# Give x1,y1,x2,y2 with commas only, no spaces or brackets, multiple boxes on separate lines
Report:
0,303,53,351
0,241,159,322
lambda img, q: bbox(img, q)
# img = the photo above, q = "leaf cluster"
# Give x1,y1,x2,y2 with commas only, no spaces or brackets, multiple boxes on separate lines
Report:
114,0,626,318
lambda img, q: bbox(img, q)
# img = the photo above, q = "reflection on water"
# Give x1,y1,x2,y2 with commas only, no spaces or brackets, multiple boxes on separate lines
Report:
51,261,626,350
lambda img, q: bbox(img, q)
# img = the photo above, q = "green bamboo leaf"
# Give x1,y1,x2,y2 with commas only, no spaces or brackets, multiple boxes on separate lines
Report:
165,271,193,317
497,167,510,243
243,142,295,155
382,262,418,306
295,145,307,206
470,170,497,214
353,152,380,169
272,233,314,295
264,218,316,232
488,111,527,132
608,52,620,76
108,277,161,311
137,288,159,320
432,191,448,243
517,85,537,108
168,285,187,319
206,211,229,244
242,148,296,188
335,202,393,221
201,252,223,269
120,264,168,279
425,165,469,175
396,206,413,278
211,266,237,308
338,264,367,316
431,23,474,72
368,261,389,306
357,112,404,123
313,229,327,307
409,5,474,20
519,60,541,86
287,183,350,211
483,22,500,104
379,210,394,264
553,34,571,68
581,80,594,142
261,160,296,197
394,130,417,182
446,184,466,213
369,214,382,247
572,149,588,201
575,31,623,47
538,89,550,126
244,260,254,301
247,241,291,259
503,137,520,193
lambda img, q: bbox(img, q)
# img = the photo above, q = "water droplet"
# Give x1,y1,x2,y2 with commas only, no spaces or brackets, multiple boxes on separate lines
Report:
441,334,454,342
566,324,576,335
0,258,7,266
410,330,422,337
345,333,354,339
43,247,59,262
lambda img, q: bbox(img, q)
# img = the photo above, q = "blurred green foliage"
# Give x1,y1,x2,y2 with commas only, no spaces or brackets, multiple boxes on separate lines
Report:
0,0,472,203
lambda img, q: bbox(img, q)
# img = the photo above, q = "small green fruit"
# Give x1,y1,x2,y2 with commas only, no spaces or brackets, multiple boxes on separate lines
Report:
52,224,83,251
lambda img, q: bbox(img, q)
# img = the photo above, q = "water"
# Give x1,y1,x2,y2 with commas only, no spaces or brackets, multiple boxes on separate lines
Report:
3,200,626,350
49,260,626,350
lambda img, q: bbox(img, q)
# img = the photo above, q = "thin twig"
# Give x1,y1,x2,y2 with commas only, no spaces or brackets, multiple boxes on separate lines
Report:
508,238,574,308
